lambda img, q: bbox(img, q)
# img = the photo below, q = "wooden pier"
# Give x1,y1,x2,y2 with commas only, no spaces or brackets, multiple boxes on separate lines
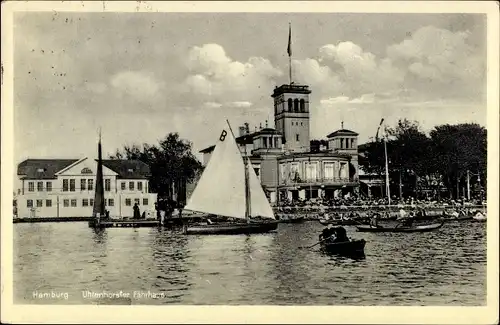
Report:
91,219,160,228
89,218,185,229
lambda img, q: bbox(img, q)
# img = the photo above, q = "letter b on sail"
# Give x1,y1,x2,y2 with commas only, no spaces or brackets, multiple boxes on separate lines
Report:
219,130,227,141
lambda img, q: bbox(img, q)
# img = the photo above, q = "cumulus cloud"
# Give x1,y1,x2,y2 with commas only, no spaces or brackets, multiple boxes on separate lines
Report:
387,26,484,98
110,71,161,100
295,41,404,100
182,43,282,104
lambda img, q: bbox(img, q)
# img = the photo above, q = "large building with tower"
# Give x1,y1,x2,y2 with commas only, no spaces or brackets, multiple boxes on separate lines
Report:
199,82,361,204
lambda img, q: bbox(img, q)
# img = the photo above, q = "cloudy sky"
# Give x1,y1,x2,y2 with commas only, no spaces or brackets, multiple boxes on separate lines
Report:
14,11,486,164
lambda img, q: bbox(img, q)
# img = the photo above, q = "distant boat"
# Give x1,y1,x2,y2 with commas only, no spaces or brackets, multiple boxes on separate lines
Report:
356,221,444,233
182,120,278,235
472,211,487,223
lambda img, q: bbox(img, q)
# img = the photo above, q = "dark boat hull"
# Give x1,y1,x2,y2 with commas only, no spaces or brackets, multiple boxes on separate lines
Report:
320,239,366,256
184,221,279,235
279,216,305,224
356,222,444,233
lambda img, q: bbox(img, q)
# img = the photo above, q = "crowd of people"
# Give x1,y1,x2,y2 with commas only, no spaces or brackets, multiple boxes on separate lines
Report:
275,193,486,209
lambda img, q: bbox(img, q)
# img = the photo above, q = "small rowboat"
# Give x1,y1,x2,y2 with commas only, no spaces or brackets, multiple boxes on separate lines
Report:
356,221,444,233
320,239,366,256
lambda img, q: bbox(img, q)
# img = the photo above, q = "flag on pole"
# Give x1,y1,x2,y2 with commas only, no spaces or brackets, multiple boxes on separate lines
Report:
287,23,292,57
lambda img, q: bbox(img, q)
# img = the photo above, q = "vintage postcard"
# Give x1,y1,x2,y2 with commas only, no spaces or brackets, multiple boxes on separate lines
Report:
1,1,499,324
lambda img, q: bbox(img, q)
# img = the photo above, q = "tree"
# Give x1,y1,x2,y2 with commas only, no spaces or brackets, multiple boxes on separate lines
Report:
110,133,203,199
429,123,486,199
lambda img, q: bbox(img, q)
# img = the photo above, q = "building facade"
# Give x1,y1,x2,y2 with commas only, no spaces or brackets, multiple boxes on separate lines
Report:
15,158,157,219
198,82,360,204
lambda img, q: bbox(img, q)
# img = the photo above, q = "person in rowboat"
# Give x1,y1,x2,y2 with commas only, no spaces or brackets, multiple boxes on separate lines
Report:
319,224,336,242
332,226,350,243
369,214,380,228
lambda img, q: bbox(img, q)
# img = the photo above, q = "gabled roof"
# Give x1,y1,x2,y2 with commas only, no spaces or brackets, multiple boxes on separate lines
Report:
101,159,151,179
17,159,79,179
17,158,151,180
326,129,359,138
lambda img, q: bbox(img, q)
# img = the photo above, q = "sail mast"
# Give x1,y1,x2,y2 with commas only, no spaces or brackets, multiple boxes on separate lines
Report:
226,120,251,222
93,128,105,218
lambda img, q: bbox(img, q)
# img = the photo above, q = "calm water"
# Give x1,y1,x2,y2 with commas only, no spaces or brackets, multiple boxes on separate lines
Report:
14,221,486,305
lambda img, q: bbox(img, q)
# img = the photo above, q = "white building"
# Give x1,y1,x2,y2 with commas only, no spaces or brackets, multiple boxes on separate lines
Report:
15,158,157,219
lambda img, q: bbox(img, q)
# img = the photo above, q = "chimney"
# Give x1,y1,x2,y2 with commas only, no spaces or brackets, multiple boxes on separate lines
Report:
265,120,268,128
239,126,246,137
259,122,262,130
244,122,249,134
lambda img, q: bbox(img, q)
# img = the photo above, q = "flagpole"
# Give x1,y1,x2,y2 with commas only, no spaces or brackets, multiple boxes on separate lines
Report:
383,131,391,205
287,22,292,85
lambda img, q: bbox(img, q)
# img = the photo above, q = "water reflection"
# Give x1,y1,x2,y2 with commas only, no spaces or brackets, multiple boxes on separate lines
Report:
13,221,486,305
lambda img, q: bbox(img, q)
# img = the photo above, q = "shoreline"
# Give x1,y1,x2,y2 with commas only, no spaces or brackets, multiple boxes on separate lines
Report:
12,204,486,224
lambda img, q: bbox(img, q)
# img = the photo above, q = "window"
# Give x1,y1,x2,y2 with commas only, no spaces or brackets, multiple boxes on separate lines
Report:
90,199,94,206
300,99,305,112
108,199,114,206
104,199,107,206
105,179,111,192
46,199,52,207
137,182,143,191
324,163,335,180
142,198,148,206
81,179,86,191
294,98,299,112
125,198,131,206
46,181,52,192
82,199,89,207
296,134,299,141
287,98,292,111
263,137,267,148
37,182,43,191
351,138,354,148
129,182,134,191
27,199,33,208
135,198,140,205
28,182,34,192
70,179,75,192
71,199,77,207
36,199,43,207
340,138,344,149
63,179,68,191
63,199,69,207
301,122,303,126
88,179,94,191
121,182,126,190
274,137,278,148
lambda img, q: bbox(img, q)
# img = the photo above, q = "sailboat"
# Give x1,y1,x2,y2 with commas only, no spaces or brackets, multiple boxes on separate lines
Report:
182,120,279,235
88,131,106,228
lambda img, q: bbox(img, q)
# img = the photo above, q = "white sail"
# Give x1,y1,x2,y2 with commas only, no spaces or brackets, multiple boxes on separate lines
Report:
184,127,247,219
248,163,275,219
184,124,275,220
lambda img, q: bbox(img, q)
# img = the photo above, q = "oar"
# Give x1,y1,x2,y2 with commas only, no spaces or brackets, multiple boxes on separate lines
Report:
300,235,334,249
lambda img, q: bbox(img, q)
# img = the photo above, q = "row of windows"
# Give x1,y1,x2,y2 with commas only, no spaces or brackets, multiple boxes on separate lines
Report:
275,98,307,114
26,198,149,208
120,181,143,191
291,122,304,126
28,180,146,192
27,181,53,192
339,138,356,149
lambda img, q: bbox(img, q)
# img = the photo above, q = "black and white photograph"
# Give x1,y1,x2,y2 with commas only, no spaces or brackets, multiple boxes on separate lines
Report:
1,1,498,324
